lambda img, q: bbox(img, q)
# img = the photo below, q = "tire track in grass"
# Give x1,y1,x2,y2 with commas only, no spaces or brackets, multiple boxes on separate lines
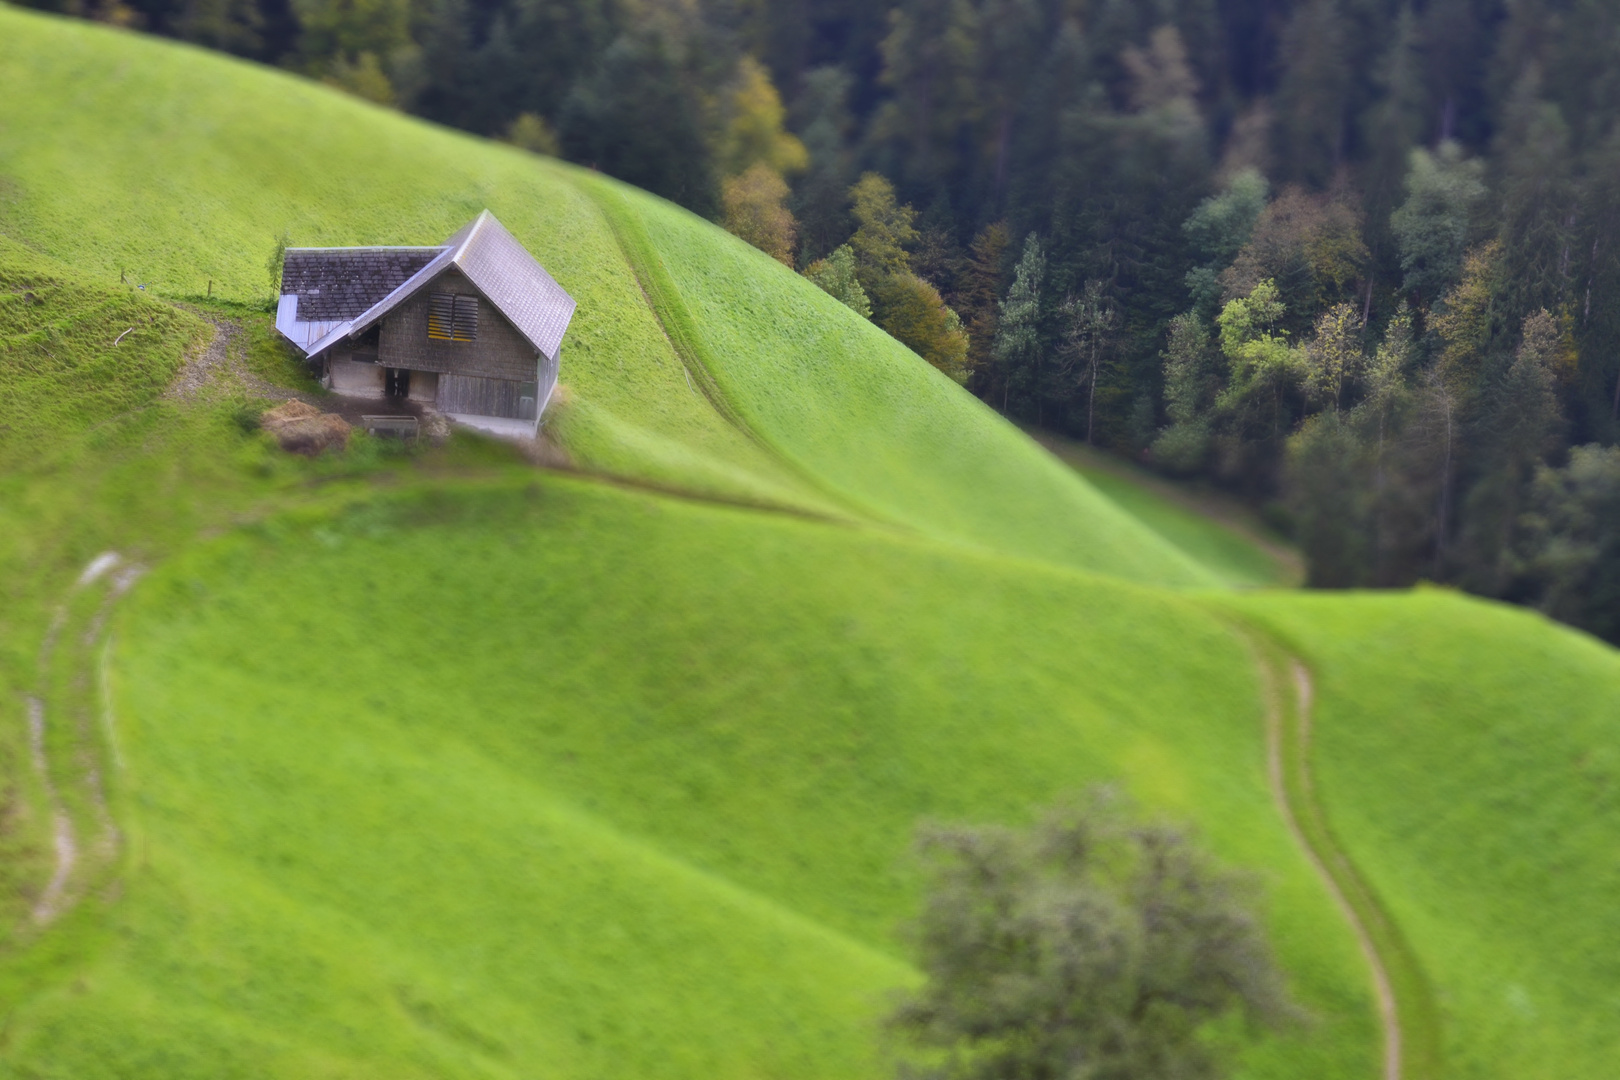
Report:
1265,655,1399,1080
24,695,76,925
1237,627,1444,1080
24,552,138,927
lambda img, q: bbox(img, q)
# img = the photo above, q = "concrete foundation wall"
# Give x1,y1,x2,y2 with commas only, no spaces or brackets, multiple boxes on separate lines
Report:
330,356,384,398
407,369,439,403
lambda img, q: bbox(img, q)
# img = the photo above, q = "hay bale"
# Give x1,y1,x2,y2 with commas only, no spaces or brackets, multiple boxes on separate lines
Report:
261,399,350,454
260,399,323,424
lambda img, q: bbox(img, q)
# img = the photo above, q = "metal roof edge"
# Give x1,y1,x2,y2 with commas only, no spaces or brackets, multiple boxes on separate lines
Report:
274,294,304,353
284,245,448,254
306,320,356,357
442,210,490,254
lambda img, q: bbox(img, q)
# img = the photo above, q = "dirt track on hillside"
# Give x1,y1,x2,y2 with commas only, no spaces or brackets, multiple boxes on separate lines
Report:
25,553,138,927
1259,650,1402,1080
165,316,309,403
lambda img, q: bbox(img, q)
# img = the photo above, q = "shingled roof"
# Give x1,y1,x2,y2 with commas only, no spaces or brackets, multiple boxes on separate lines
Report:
275,211,576,361
282,247,442,321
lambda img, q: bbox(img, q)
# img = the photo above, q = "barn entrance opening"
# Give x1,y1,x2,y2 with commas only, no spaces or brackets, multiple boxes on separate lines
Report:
385,367,411,398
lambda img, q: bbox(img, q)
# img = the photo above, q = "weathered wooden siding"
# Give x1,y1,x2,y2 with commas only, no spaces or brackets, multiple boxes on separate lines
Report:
378,269,539,382
437,374,540,420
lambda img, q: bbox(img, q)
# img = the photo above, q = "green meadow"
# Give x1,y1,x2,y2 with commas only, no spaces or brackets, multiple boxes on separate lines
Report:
1031,432,1304,588
6,480,1376,1080
1223,591,1620,1079
1,7,1617,1079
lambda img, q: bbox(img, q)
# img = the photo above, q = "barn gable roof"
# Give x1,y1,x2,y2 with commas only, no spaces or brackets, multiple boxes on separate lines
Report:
276,211,576,361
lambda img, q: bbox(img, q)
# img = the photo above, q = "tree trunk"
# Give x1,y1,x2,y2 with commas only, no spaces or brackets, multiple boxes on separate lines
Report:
1374,407,1388,581
1086,354,1097,444
1435,394,1453,576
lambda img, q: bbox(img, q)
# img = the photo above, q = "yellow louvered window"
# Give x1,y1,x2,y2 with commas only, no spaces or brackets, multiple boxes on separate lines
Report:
427,293,478,341
427,293,454,339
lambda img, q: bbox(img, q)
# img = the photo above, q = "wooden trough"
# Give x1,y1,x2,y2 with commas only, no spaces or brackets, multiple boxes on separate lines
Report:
361,415,420,439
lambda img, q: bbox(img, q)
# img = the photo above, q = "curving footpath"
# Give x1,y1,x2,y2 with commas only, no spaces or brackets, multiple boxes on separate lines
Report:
1262,654,1399,1080
1244,632,1443,1080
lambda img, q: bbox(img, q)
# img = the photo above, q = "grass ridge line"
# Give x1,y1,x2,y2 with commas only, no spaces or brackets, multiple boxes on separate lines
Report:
583,180,889,527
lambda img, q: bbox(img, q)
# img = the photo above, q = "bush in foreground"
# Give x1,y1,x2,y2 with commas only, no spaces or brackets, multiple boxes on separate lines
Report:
891,790,1298,1080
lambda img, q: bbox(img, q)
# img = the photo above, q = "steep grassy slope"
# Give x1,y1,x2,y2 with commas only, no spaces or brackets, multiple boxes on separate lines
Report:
0,238,211,938
1222,591,1620,1078
0,4,1208,586
0,7,838,518
0,234,207,657
0,248,432,967
1032,432,1303,587
595,182,1212,581
0,238,207,448
0,478,1376,1079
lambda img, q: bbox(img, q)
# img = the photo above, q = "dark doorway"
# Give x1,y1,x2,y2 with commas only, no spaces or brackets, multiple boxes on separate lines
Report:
385,367,411,398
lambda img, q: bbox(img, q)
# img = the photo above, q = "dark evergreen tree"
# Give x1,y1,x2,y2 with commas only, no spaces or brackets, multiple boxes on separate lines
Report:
957,222,1010,377
1492,71,1577,323
791,66,857,263
1358,5,1428,234
1288,411,1372,586
1390,142,1486,306
1457,309,1566,593
557,31,719,217
1274,0,1353,187
1153,312,1218,473
1522,445,1620,643
991,233,1046,415
1182,169,1268,317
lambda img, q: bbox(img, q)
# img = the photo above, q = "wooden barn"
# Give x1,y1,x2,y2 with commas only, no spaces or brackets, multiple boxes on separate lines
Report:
274,210,575,437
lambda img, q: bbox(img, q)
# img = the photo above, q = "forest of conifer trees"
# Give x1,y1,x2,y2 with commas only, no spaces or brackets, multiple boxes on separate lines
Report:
29,0,1620,640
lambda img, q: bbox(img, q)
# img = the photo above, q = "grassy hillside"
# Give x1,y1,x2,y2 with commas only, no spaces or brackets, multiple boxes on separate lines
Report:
592,182,1214,581
0,238,208,447
3,9,1620,1080
1222,591,1620,1078
1031,431,1303,587
0,241,481,953
0,4,1209,587
0,9,842,519
0,478,1376,1080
